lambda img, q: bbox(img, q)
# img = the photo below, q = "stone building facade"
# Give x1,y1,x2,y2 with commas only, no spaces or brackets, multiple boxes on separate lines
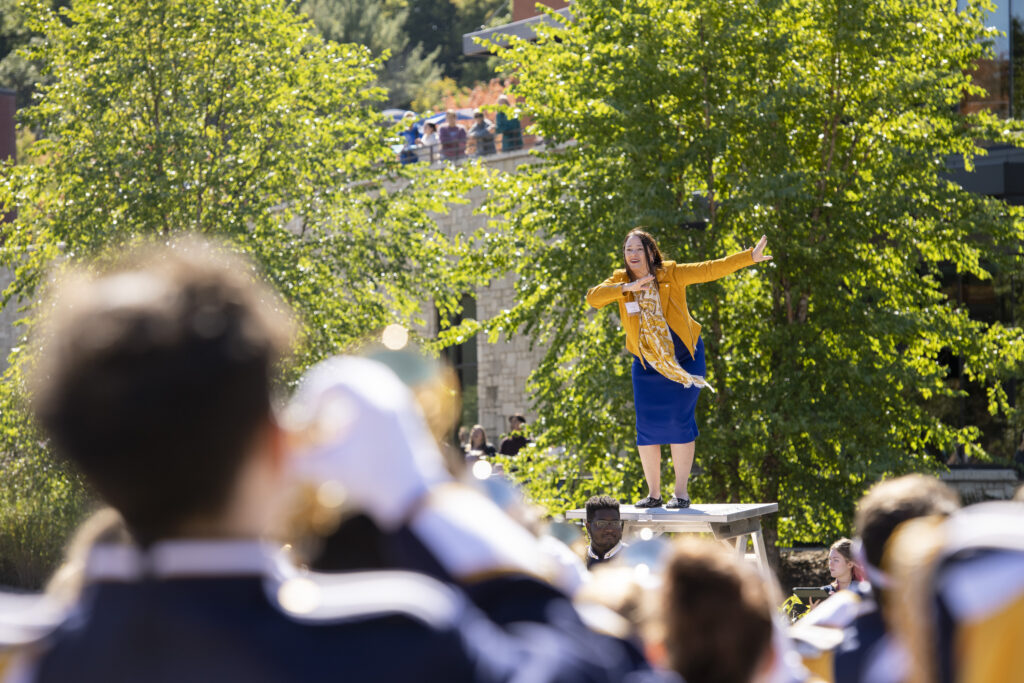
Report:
429,147,547,444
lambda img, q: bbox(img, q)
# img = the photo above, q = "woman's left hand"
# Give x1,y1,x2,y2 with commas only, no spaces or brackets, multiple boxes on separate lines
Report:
752,235,773,263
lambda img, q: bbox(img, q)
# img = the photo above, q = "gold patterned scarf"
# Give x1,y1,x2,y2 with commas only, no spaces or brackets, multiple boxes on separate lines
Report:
635,286,714,392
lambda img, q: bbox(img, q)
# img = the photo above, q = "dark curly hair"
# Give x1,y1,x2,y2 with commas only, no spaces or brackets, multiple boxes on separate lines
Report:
622,228,664,281
585,494,620,522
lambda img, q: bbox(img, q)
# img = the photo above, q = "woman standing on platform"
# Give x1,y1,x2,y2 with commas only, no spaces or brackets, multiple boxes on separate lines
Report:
586,229,772,509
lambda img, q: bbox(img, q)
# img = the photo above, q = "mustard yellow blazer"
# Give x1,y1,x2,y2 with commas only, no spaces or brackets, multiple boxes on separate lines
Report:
585,249,755,359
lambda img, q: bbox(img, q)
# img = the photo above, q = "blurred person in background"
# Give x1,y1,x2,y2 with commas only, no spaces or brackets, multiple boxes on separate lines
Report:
438,109,466,160
494,94,522,152
397,111,420,164
464,424,496,457
498,414,529,456
420,121,439,147
419,121,439,162
469,109,496,157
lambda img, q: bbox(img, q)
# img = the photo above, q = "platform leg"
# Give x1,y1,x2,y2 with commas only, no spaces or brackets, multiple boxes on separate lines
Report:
750,526,770,574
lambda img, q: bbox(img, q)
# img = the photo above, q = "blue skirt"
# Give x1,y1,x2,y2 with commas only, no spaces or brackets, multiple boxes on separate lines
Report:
632,331,705,445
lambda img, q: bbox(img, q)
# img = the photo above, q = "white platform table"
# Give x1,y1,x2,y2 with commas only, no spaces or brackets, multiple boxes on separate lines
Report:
566,503,779,572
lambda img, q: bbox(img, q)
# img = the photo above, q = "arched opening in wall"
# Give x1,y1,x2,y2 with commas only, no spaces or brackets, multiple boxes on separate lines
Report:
438,294,479,433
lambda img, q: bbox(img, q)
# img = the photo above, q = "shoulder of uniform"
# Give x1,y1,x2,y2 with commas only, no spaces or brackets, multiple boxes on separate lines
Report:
940,502,1024,556
0,591,66,652
797,589,867,630
271,569,464,631
660,260,677,268
609,268,628,280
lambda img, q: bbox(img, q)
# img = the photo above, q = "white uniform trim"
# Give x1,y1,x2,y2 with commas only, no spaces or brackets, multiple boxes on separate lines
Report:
273,570,462,630
932,503,1024,621
410,487,552,580
939,551,1024,621
0,594,65,647
81,540,462,631
586,541,624,563
939,502,1024,556
84,540,280,581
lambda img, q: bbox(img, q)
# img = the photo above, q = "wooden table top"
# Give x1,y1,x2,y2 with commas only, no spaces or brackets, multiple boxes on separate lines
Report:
565,502,778,524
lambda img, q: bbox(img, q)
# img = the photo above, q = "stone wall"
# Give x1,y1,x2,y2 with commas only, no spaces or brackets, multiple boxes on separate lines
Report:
0,268,20,373
939,468,1020,504
430,148,547,442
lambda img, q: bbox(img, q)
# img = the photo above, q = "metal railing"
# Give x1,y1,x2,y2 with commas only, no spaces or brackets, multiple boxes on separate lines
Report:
397,130,540,165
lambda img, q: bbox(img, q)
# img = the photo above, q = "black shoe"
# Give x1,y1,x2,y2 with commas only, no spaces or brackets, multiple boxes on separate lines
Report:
665,496,690,509
635,495,663,508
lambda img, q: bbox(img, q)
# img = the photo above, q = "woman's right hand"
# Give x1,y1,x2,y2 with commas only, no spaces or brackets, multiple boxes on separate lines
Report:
623,274,655,292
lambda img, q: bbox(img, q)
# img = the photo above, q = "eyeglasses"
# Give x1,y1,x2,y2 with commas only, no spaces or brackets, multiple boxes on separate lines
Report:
590,520,623,530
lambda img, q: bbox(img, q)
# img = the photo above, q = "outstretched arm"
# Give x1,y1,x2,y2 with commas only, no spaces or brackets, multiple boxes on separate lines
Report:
671,235,772,286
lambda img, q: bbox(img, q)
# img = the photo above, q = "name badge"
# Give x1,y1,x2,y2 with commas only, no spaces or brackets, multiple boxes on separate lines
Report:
625,301,640,315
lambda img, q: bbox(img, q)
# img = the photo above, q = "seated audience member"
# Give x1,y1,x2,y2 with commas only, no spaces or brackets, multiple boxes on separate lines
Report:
796,474,960,683
821,538,864,597
885,502,1024,683
464,424,496,457
438,109,466,160
649,539,779,683
469,110,496,156
498,414,530,456
1,238,657,683
584,495,626,568
494,95,523,152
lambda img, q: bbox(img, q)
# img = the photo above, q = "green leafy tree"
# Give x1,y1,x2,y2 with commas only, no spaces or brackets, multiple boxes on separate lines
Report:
0,0,476,587
0,0,69,107
450,0,1024,556
302,0,442,108
405,0,504,87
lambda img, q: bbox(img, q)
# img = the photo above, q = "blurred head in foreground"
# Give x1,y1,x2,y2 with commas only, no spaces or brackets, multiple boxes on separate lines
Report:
853,474,960,601
652,539,776,683
31,237,294,546
885,502,1024,683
